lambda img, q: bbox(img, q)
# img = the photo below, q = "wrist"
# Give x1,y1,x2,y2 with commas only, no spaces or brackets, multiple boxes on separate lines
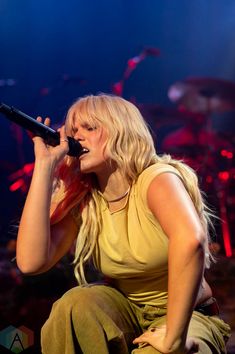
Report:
34,158,57,173
163,335,185,353
33,159,58,186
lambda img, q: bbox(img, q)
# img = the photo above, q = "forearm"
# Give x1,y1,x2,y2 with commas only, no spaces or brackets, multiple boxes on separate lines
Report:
16,160,56,273
165,236,205,352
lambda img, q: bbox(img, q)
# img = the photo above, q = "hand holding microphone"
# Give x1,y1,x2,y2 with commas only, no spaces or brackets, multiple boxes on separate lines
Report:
31,116,71,163
0,102,84,157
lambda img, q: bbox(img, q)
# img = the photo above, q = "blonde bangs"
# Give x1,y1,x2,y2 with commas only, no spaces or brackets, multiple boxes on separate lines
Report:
65,97,104,137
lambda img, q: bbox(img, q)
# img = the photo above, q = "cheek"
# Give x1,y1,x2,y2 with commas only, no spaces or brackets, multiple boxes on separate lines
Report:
100,143,109,160
98,130,109,156
102,149,110,161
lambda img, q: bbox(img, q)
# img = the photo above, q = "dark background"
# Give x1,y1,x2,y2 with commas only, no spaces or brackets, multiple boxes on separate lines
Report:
0,0,235,237
0,1,234,353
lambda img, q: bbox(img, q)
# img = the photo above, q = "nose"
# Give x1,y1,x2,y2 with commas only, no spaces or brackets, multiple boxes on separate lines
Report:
74,129,85,141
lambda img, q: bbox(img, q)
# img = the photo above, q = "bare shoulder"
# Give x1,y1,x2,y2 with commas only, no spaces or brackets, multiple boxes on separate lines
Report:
147,172,205,241
147,172,190,211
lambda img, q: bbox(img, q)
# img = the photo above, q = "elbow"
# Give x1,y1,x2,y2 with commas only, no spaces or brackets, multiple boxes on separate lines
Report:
176,229,206,260
195,230,207,254
188,230,206,262
16,258,48,275
16,243,51,275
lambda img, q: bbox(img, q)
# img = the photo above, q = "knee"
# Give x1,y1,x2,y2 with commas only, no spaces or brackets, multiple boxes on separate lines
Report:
56,285,93,308
51,285,102,321
61,286,94,306
41,287,95,339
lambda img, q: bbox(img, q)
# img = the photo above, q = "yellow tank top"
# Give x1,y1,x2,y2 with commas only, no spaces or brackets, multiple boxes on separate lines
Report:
93,163,182,307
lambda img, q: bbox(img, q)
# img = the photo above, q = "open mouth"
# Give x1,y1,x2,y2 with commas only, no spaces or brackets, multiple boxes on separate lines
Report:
81,147,89,155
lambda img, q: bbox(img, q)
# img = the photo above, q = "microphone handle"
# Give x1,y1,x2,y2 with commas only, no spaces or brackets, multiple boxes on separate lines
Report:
0,102,83,157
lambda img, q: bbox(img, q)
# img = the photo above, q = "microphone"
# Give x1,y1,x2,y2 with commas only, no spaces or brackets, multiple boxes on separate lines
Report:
0,102,84,157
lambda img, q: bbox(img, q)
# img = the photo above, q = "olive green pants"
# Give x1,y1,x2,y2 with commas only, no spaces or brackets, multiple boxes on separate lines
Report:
41,284,231,354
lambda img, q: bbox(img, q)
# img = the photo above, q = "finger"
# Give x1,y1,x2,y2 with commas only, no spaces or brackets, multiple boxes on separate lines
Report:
58,125,69,145
28,116,43,140
36,116,43,122
32,116,46,142
44,117,51,126
133,333,151,344
133,326,164,344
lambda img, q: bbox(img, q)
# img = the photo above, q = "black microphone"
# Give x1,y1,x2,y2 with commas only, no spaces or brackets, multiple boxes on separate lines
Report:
0,102,84,157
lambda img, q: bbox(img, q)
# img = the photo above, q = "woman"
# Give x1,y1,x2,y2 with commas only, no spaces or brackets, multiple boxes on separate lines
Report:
16,94,230,353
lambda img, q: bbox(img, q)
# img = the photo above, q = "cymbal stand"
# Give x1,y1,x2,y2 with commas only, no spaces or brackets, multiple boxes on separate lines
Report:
216,178,233,257
200,90,232,257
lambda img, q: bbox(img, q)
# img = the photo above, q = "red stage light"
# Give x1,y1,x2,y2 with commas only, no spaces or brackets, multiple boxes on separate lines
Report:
218,171,230,181
9,179,25,192
23,162,34,175
220,149,234,159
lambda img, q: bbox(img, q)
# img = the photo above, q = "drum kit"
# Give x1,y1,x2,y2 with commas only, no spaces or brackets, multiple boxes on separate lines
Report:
2,76,235,257
141,77,235,257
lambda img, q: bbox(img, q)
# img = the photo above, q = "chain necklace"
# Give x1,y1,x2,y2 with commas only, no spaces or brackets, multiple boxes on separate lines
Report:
106,186,130,203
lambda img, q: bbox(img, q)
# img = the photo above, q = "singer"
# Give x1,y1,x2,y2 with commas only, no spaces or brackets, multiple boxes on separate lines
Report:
16,94,230,353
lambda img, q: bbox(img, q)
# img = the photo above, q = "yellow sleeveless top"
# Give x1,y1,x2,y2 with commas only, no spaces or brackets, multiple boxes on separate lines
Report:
93,163,182,307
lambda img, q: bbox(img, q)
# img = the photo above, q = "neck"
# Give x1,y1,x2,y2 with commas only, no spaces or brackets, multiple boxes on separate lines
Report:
106,186,130,203
96,166,130,202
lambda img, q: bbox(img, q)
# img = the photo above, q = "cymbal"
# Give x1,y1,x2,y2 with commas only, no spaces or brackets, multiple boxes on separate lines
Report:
162,127,234,159
168,77,235,113
139,104,202,126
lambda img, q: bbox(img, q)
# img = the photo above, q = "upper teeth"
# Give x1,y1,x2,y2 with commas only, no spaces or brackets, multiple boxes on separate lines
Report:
82,148,89,153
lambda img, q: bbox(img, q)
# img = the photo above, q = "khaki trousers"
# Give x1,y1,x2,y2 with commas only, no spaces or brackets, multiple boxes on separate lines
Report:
41,284,230,354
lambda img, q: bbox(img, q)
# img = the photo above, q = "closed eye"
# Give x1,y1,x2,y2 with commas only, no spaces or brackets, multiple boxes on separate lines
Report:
82,123,97,131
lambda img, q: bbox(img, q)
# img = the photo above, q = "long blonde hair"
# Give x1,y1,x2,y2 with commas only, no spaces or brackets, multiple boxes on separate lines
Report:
50,94,214,284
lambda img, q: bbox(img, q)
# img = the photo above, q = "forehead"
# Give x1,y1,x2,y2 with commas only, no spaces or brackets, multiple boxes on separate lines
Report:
66,103,101,128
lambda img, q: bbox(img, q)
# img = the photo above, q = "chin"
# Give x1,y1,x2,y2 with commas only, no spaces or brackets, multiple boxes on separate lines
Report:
79,163,97,174
79,166,93,174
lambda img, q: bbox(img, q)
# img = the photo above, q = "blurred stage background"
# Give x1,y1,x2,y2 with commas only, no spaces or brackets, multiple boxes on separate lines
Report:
0,1,234,353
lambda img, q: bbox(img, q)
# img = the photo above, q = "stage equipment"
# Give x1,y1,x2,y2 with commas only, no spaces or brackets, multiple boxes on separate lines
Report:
168,77,235,113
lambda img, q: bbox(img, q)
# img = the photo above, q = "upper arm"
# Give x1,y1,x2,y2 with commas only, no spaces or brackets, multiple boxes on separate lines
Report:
147,173,205,245
39,212,78,273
